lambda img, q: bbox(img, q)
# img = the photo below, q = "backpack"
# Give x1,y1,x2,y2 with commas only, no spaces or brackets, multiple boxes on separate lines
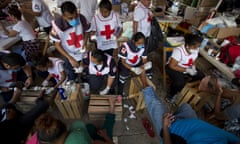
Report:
219,36,240,66
147,17,164,53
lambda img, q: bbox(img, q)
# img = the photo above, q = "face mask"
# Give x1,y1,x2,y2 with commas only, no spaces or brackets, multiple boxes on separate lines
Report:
11,67,21,72
137,45,144,49
68,18,80,27
189,49,199,54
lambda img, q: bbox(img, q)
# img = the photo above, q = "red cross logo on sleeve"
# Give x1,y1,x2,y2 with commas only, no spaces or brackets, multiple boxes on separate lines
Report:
129,55,139,64
182,58,193,67
100,25,115,40
147,13,152,23
67,32,83,48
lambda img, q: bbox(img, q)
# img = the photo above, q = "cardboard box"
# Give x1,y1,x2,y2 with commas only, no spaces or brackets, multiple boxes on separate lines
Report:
184,6,209,26
197,0,219,8
198,22,240,39
112,4,121,13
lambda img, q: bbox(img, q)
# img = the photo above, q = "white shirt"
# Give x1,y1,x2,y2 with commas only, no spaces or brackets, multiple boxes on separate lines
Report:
133,2,152,37
32,0,53,27
48,57,65,83
13,20,36,41
169,45,199,68
57,0,98,22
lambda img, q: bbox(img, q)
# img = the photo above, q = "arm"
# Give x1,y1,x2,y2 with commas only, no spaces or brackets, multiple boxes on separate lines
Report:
55,42,79,68
162,113,175,144
168,58,186,72
0,22,18,37
22,64,33,88
133,21,138,34
121,59,132,70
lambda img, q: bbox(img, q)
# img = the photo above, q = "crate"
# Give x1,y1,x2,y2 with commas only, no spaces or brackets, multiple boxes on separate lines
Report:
88,95,122,121
55,84,83,119
16,87,57,113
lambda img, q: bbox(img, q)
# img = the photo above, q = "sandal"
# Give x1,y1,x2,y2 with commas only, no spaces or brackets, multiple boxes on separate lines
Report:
142,117,155,137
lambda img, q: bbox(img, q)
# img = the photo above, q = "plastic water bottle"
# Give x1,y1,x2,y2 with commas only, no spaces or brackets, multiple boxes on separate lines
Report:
199,38,208,49
58,88,67,100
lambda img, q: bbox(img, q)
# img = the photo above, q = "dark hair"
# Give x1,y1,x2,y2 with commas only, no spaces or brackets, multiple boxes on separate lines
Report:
1,52,26,66
36,113,67,143
184,34,203,46
99,0,112,11
32,55,50,67
132,32,145,42
7,5,22,20
91,50,106,63
61,1,77,14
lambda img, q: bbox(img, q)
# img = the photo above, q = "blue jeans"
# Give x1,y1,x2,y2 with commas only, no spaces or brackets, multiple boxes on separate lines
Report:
142,86,197,136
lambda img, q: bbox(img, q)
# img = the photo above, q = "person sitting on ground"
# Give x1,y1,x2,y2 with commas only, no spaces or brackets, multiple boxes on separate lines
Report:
0,5,41,62
0,94,49,144
26,96,118,144
0,51,33,104
118,32,152,95
142,86,240,143
82,50,117,95
33,55,66,89
199,75,240,120
166,33,204,102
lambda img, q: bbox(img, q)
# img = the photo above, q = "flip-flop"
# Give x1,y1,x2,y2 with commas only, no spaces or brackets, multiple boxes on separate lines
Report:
142,117,155,137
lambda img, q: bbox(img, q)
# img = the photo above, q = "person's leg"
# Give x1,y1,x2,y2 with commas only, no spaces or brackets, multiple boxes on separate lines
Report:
87,75,103,93
102,113,115,139
142,86,167,136
166,65,186,98
63,58,78,81
43,26,52,35
190,70,205,82
103,49,114,56
117,61,129,95
174,103,198,119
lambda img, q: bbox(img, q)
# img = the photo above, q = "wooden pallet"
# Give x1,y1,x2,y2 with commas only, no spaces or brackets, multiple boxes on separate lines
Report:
16,87,56,113
88,95,122,121
55,84,83,119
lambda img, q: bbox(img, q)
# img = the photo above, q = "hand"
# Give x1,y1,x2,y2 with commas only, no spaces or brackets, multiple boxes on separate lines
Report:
45,87,55,95
131,67,143,75
41,80,49,87
144,61,152,70
192,65,197,73
97,129,108,139
99,86,110,95
163,113,175,128
185,68,197,76
25,77,32,88
73,66,83,73
69,58,79,68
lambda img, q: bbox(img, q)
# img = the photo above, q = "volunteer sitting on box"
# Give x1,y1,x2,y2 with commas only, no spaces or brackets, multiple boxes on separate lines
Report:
118,32,152,95
0,51,33,104
32,55,66,89
165,34,204,102
82,50,117,95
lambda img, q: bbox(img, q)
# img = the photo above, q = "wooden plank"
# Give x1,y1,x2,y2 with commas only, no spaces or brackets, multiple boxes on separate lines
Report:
71,101,81,119
88,106,122,113
89,99,122,106
54,100,68,119
62,101,75,119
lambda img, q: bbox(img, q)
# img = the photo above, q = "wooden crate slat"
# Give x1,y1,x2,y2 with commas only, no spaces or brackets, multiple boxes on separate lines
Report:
89,99,122,106
88,106,122,113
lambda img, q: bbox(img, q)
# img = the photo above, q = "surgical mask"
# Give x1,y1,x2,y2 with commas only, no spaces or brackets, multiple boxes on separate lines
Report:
12,67,21,72
68,18,80,27
189,49,199,54
137,45,144,49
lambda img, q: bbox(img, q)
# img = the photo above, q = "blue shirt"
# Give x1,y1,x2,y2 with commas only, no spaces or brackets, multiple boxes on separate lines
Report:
170,119,240,144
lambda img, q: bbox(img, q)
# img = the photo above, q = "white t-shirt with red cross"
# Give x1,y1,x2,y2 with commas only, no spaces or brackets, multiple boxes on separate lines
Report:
32,0,53,27
91,11,122,50
133,2,152,37
47,57,65,83
13,20,36,41
169,45,199,68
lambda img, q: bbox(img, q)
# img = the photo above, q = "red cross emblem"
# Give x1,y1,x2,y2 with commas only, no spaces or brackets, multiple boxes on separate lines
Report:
147,13,152,23
182,58,193,67
51,73,60,80
100,25,114,40
5,72,17,82
67,32,83,48
96,71,102,76
129,55,139,64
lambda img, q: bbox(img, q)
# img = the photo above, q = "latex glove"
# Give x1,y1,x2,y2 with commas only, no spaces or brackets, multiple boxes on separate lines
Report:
192,65,197,73
45,87,55,95
99,86,110,95
41,80,49,87
73,66,83,73
130,67,143,75
185,68,197,76
144,61,152,70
